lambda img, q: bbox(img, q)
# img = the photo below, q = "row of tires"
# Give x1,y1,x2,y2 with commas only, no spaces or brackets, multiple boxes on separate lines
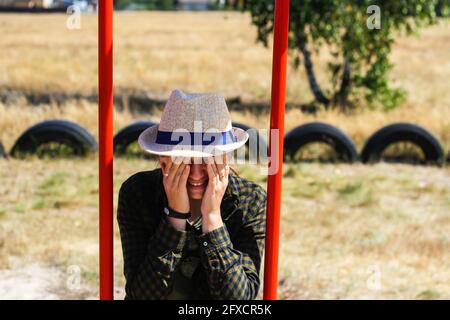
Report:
0,119,449,165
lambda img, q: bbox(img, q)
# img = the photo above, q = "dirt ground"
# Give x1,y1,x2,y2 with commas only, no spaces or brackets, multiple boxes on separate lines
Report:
0,256,125,300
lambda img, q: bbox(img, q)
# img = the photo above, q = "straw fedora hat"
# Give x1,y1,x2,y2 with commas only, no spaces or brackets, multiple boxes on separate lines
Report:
138,89,249,157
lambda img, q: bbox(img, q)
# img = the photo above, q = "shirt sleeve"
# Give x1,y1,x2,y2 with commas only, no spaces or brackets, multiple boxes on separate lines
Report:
117,178,188,300
197,187,267,300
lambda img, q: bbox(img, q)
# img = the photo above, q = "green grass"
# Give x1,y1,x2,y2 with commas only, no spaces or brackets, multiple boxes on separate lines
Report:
416,289,441,299
337,181,377,207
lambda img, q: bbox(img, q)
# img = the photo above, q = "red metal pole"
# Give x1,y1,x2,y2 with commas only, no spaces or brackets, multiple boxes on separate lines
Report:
263,0,290,300
98,0,114,300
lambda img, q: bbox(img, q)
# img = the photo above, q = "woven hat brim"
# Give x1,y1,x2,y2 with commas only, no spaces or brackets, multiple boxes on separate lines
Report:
138,124,249,157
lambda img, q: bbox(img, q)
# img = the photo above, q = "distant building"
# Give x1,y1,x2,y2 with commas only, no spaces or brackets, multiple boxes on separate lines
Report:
177,0,216,11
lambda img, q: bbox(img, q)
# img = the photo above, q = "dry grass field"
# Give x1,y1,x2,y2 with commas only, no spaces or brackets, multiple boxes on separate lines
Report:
0,12,449,152
0,158,449,299
0,12,449,299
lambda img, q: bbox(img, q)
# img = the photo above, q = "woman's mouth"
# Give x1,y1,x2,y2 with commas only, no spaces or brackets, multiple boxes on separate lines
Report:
188,180,208,190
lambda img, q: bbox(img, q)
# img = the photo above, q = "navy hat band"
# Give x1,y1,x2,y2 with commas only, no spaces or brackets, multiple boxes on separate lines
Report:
155,130,237,146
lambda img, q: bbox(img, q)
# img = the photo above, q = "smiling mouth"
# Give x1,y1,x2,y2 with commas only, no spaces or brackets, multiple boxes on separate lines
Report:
188,180,208,188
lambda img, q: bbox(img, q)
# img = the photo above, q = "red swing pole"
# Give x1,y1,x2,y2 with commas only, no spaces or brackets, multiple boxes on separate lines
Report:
263,0,290,300
98,0,114,300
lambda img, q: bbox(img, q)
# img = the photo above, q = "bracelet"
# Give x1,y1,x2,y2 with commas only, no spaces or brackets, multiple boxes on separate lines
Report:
164,206,191,219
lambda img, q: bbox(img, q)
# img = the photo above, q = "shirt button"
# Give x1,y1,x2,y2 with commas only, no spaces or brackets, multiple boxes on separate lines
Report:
203,241,208,247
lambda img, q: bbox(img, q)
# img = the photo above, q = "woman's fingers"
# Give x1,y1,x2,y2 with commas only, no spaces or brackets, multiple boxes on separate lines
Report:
225,159,230,178
162,159,172,177
163,157,190,213
162,156,183,188
206,161,213,179
214,155,226,180
224,153,229,178
168,156,182,179
178,163,190,189
206,162,217,186
173,158,189,186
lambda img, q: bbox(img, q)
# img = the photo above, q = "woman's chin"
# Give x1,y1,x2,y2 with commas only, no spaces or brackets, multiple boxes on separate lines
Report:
188,189,205,199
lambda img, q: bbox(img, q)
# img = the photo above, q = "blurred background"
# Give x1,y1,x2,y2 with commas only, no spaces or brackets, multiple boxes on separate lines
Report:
0,0,449,299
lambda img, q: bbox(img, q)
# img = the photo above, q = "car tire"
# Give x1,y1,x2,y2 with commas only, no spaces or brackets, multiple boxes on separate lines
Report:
10,119,97,157
232,122,268,162
284,122,358,163
114,120,157,156
361,123,444,165
0,142,6,158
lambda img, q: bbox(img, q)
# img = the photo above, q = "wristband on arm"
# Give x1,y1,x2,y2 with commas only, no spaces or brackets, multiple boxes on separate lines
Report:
164,206,191,219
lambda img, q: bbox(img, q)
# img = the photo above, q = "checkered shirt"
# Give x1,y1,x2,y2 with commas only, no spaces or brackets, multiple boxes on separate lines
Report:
117,168,267,300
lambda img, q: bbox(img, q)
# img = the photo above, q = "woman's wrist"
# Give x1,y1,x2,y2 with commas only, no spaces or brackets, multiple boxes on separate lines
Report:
201,213,223,234
166,216,187,231
167,201,190,214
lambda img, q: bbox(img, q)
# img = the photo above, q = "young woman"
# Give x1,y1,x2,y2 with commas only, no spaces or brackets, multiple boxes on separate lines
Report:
117,89,267,300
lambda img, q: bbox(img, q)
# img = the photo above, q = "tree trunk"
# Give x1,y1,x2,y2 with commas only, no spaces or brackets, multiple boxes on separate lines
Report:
300,43,330,106
333,58,351,110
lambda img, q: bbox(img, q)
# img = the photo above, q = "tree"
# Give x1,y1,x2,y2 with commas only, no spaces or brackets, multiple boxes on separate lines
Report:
240,0,448,111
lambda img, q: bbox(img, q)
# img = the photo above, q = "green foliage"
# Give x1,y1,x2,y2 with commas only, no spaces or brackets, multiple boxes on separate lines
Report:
241,0,448,110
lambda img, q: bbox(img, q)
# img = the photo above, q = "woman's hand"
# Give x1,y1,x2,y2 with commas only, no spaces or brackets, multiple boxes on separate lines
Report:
161,156,190,213
200,154,229,233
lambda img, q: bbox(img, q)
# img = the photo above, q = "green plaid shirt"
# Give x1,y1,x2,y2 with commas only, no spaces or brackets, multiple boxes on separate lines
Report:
117,168,267,300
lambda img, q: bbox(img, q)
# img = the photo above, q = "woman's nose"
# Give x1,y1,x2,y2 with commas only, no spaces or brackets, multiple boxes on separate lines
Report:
189,164,206,180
